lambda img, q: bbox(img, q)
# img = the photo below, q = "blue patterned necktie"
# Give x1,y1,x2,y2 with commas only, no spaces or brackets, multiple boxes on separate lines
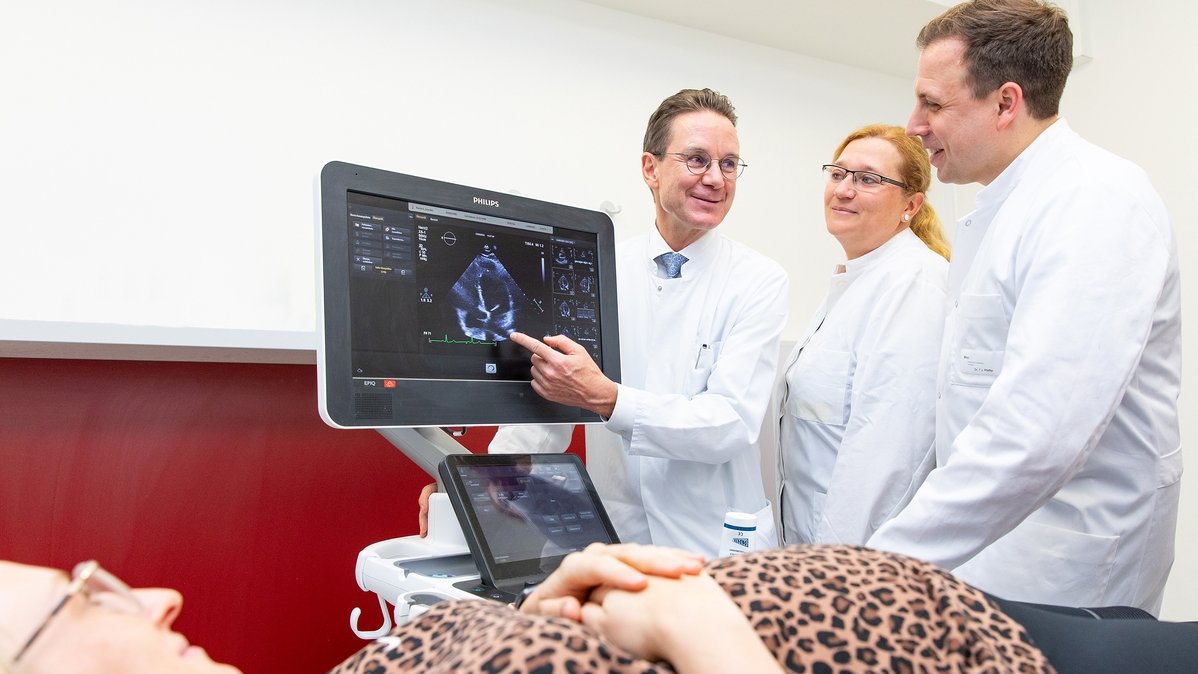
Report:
655,251,689,279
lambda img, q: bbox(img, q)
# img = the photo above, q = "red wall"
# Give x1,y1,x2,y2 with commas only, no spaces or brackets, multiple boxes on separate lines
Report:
0,357,583,672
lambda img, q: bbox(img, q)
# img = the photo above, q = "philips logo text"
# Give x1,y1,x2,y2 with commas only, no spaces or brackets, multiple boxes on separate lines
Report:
472,197,500,208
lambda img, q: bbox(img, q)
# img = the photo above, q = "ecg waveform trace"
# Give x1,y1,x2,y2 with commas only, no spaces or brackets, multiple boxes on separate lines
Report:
427,334,498,346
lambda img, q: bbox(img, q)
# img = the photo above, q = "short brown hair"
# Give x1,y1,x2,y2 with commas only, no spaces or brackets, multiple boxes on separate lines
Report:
643,88,737,154
918,0,1072,119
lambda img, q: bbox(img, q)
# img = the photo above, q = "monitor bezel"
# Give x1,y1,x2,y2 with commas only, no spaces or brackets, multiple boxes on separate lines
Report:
437,453,620,592
316,161,620,428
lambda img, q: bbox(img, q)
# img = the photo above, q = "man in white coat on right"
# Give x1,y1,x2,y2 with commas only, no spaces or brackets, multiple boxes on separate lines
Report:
867,0,1181,614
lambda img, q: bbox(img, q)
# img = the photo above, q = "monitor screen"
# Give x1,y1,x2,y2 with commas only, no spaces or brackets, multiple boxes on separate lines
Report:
317,161,620,428
438,453,619,593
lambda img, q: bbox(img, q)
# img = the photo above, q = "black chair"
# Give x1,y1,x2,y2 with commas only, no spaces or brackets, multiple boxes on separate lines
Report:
988,595,1198,674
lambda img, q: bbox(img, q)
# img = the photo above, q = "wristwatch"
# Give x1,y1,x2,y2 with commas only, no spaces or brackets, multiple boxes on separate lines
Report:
513,581,541,610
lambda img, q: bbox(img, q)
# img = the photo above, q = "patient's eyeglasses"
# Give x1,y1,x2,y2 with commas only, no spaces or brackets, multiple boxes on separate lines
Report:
12,560,144,663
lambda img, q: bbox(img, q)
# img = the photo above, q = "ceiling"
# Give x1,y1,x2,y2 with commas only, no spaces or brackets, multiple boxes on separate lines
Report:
576,0,955,79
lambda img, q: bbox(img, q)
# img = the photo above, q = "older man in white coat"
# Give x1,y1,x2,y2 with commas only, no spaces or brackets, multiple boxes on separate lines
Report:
420,89,789,559
867,0,1181,614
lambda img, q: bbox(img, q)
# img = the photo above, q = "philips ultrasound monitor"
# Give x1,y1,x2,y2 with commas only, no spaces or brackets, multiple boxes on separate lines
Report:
317,161,620,428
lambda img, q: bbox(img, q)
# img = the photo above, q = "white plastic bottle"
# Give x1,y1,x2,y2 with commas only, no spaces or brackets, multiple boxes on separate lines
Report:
720,511,757,556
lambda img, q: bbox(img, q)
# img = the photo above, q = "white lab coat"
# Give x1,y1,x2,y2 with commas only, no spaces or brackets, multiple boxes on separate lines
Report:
778,228,946,545
492,226,789,558
868,120,1182,613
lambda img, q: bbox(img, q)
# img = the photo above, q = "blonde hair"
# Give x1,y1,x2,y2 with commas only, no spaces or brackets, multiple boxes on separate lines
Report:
832,124,951,260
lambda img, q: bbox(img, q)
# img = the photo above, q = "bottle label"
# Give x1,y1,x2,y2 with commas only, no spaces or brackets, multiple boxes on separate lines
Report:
722,521,756,556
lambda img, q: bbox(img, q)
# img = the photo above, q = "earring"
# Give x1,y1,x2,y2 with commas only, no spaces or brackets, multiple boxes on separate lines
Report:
903,214,911,221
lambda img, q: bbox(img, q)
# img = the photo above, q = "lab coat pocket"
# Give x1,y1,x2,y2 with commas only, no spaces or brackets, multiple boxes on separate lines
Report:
1157,445,1183,489
953,348,1004,387
951,293,1007,387
685,340,722,396
785,348,852,426
1002,520,1119,606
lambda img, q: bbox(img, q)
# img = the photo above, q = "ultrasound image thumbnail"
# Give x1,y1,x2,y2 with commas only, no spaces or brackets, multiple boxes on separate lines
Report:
448,246,540,341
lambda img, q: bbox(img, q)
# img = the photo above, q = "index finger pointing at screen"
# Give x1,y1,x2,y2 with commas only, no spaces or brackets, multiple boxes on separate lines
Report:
508,331,547,356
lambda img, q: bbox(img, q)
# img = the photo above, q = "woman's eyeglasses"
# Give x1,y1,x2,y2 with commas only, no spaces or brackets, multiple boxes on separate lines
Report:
823,164,909,191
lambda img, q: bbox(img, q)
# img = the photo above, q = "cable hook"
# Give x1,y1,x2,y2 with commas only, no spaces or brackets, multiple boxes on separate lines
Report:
349,594,392,639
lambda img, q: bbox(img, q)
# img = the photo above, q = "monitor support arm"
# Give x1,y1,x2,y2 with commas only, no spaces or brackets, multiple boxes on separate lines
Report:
376,427,471,489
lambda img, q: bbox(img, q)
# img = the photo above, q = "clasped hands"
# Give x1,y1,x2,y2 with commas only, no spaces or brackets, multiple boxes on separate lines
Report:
516,543,709,662
516,543,778,674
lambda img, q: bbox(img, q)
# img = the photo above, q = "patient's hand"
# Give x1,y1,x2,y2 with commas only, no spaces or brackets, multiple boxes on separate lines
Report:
582,572,782,673
417,482,437,537
518,543,703,621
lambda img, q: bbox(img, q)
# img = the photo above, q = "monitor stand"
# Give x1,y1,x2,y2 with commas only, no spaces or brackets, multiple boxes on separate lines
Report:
376,426,472,488
349,427,477,639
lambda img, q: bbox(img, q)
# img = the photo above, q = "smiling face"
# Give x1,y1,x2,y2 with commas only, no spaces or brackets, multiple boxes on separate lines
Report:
0,561,241,674
907,38,1008,186
642,110,739,250
824,137,923,260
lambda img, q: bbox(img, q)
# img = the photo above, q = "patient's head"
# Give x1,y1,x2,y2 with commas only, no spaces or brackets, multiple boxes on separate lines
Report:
0,560,241,674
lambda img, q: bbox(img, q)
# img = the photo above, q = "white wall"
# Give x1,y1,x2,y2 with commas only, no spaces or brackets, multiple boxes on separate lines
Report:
0,0,912,342
2,0,1194,619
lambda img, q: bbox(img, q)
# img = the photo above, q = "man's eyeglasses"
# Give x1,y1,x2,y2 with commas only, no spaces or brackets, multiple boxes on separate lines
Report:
660,152,748,179
823,164,908,192
12,560,144,663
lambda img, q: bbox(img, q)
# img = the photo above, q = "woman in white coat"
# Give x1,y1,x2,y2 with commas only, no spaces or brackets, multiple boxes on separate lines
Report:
778,124,950,545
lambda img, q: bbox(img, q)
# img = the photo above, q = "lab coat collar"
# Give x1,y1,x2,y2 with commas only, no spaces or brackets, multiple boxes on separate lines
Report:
840,227,920,276
646,225,718,279
976,118,1073,213
947,119,1074,300
827,228,918,312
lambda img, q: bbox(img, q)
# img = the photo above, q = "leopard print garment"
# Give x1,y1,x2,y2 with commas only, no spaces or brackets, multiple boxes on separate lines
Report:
329,545,1055,673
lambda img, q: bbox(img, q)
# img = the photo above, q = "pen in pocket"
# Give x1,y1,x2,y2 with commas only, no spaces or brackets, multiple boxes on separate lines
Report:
695,343,710,368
